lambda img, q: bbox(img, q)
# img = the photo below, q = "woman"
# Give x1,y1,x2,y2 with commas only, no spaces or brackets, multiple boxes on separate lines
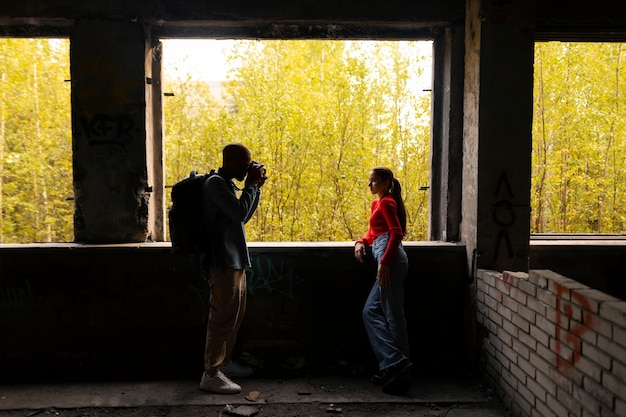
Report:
354,167,412,395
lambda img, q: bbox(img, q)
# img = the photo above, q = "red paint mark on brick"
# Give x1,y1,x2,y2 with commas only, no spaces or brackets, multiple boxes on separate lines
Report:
502,272,514,291
553,283,594,372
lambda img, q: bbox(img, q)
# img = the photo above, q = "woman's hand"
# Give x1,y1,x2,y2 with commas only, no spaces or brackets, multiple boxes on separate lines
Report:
377,264,391,288
354,242,366,263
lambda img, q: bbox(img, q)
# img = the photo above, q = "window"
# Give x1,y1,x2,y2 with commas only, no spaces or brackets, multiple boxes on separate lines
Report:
532,42,626,235
162,39,433,241
0,38,72,243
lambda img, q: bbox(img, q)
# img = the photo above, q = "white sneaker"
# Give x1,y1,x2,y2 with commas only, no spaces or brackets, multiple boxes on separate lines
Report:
199,371,241,394
221,360,253,377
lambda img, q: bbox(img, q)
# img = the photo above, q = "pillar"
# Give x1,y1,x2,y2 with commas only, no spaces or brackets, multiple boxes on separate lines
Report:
70,20,163,243
462,0,535,274
431,23,465,242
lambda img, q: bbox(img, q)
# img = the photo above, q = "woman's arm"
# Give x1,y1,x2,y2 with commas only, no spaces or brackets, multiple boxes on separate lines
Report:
378,197,403,266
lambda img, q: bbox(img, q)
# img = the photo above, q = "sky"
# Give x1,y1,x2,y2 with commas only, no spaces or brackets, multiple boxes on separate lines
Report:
162,39,237,82
161,39,433,89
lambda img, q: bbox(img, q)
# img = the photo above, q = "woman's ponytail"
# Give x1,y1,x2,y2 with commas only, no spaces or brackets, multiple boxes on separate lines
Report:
391,178,407,236
372,167,408,236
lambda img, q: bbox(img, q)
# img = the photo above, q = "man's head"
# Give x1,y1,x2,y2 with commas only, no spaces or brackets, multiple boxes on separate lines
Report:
222,143,252,182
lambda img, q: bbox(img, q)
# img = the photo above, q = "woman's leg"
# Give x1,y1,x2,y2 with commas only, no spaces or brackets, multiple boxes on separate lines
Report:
363,239,410,371
379,246,410,358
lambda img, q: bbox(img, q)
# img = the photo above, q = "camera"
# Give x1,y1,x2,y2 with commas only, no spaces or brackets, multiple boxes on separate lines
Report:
248,160,268,182
249,160,263,171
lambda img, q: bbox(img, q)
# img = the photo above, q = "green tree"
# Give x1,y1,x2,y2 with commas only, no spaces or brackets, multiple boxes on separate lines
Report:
163,74,225,185
533,42,626,234
163,40,431,241
0,39,72,243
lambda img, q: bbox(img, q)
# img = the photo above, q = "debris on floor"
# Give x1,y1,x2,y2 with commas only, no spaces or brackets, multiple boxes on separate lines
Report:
222,404,259,417
325,404,342,414
245,390,261,402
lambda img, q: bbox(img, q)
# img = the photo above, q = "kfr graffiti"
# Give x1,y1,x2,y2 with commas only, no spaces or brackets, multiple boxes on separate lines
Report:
77,113,137,145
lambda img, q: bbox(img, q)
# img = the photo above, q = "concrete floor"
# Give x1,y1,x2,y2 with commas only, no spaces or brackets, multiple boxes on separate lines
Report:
0,376,509,417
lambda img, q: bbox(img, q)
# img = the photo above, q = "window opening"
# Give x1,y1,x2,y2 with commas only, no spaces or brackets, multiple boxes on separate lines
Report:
532,42,626,235
162,39,433,242
0,38,72,243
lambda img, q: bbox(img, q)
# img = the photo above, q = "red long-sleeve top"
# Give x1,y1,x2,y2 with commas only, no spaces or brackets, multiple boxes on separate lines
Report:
357,194,404,265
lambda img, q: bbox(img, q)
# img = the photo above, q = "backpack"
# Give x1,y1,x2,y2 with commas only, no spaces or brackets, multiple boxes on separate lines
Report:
168,170,216,254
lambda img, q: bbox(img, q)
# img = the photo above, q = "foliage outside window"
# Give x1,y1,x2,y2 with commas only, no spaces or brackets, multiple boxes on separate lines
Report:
164,40,432,242
533,42,626,234
4,39,624,243
0,39,72,243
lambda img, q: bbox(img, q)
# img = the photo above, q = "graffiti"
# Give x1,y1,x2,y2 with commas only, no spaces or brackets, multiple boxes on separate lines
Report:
77,113,137,145
247,256,295,299
183,256,296,324
0,277,40,310
492,172,515,261
502,271,516,291
553,282,594,372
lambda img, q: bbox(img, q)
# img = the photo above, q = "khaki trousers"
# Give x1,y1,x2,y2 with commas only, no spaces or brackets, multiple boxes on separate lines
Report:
204,268,247,376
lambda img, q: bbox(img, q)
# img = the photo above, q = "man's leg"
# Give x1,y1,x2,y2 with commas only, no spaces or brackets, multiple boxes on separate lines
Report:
204,268,246,376
223,269,247,363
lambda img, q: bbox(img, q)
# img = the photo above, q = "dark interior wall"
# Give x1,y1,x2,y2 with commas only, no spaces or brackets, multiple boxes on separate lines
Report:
0,0,464,22
535,1,626,28
0,243,469,383
0,0,626,39
3,0,626,23
529,242,626,301
1,242,624,383
0,0,465,39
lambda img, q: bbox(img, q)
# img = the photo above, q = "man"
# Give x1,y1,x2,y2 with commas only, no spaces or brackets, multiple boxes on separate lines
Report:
199,143,266,394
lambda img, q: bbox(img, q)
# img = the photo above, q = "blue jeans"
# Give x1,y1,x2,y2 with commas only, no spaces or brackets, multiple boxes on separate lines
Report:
362,233,410,372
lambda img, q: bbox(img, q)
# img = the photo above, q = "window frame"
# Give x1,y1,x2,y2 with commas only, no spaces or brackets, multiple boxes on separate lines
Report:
155,22,455,243
531,33,626,239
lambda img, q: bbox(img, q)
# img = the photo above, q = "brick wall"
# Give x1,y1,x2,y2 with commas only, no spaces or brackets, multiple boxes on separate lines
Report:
476,269,626,417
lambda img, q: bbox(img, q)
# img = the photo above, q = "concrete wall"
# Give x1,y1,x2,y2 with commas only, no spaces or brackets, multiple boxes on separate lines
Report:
2,0,626,30
70,21,153,243
0,0,464,23
2,239,623,384
0,243,470,382
530,240,626,302
476,269,626,417
461,0,535,275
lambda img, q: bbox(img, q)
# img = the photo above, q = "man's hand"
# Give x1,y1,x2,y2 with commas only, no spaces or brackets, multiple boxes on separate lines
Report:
257,167,267,188
246,163,267,188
